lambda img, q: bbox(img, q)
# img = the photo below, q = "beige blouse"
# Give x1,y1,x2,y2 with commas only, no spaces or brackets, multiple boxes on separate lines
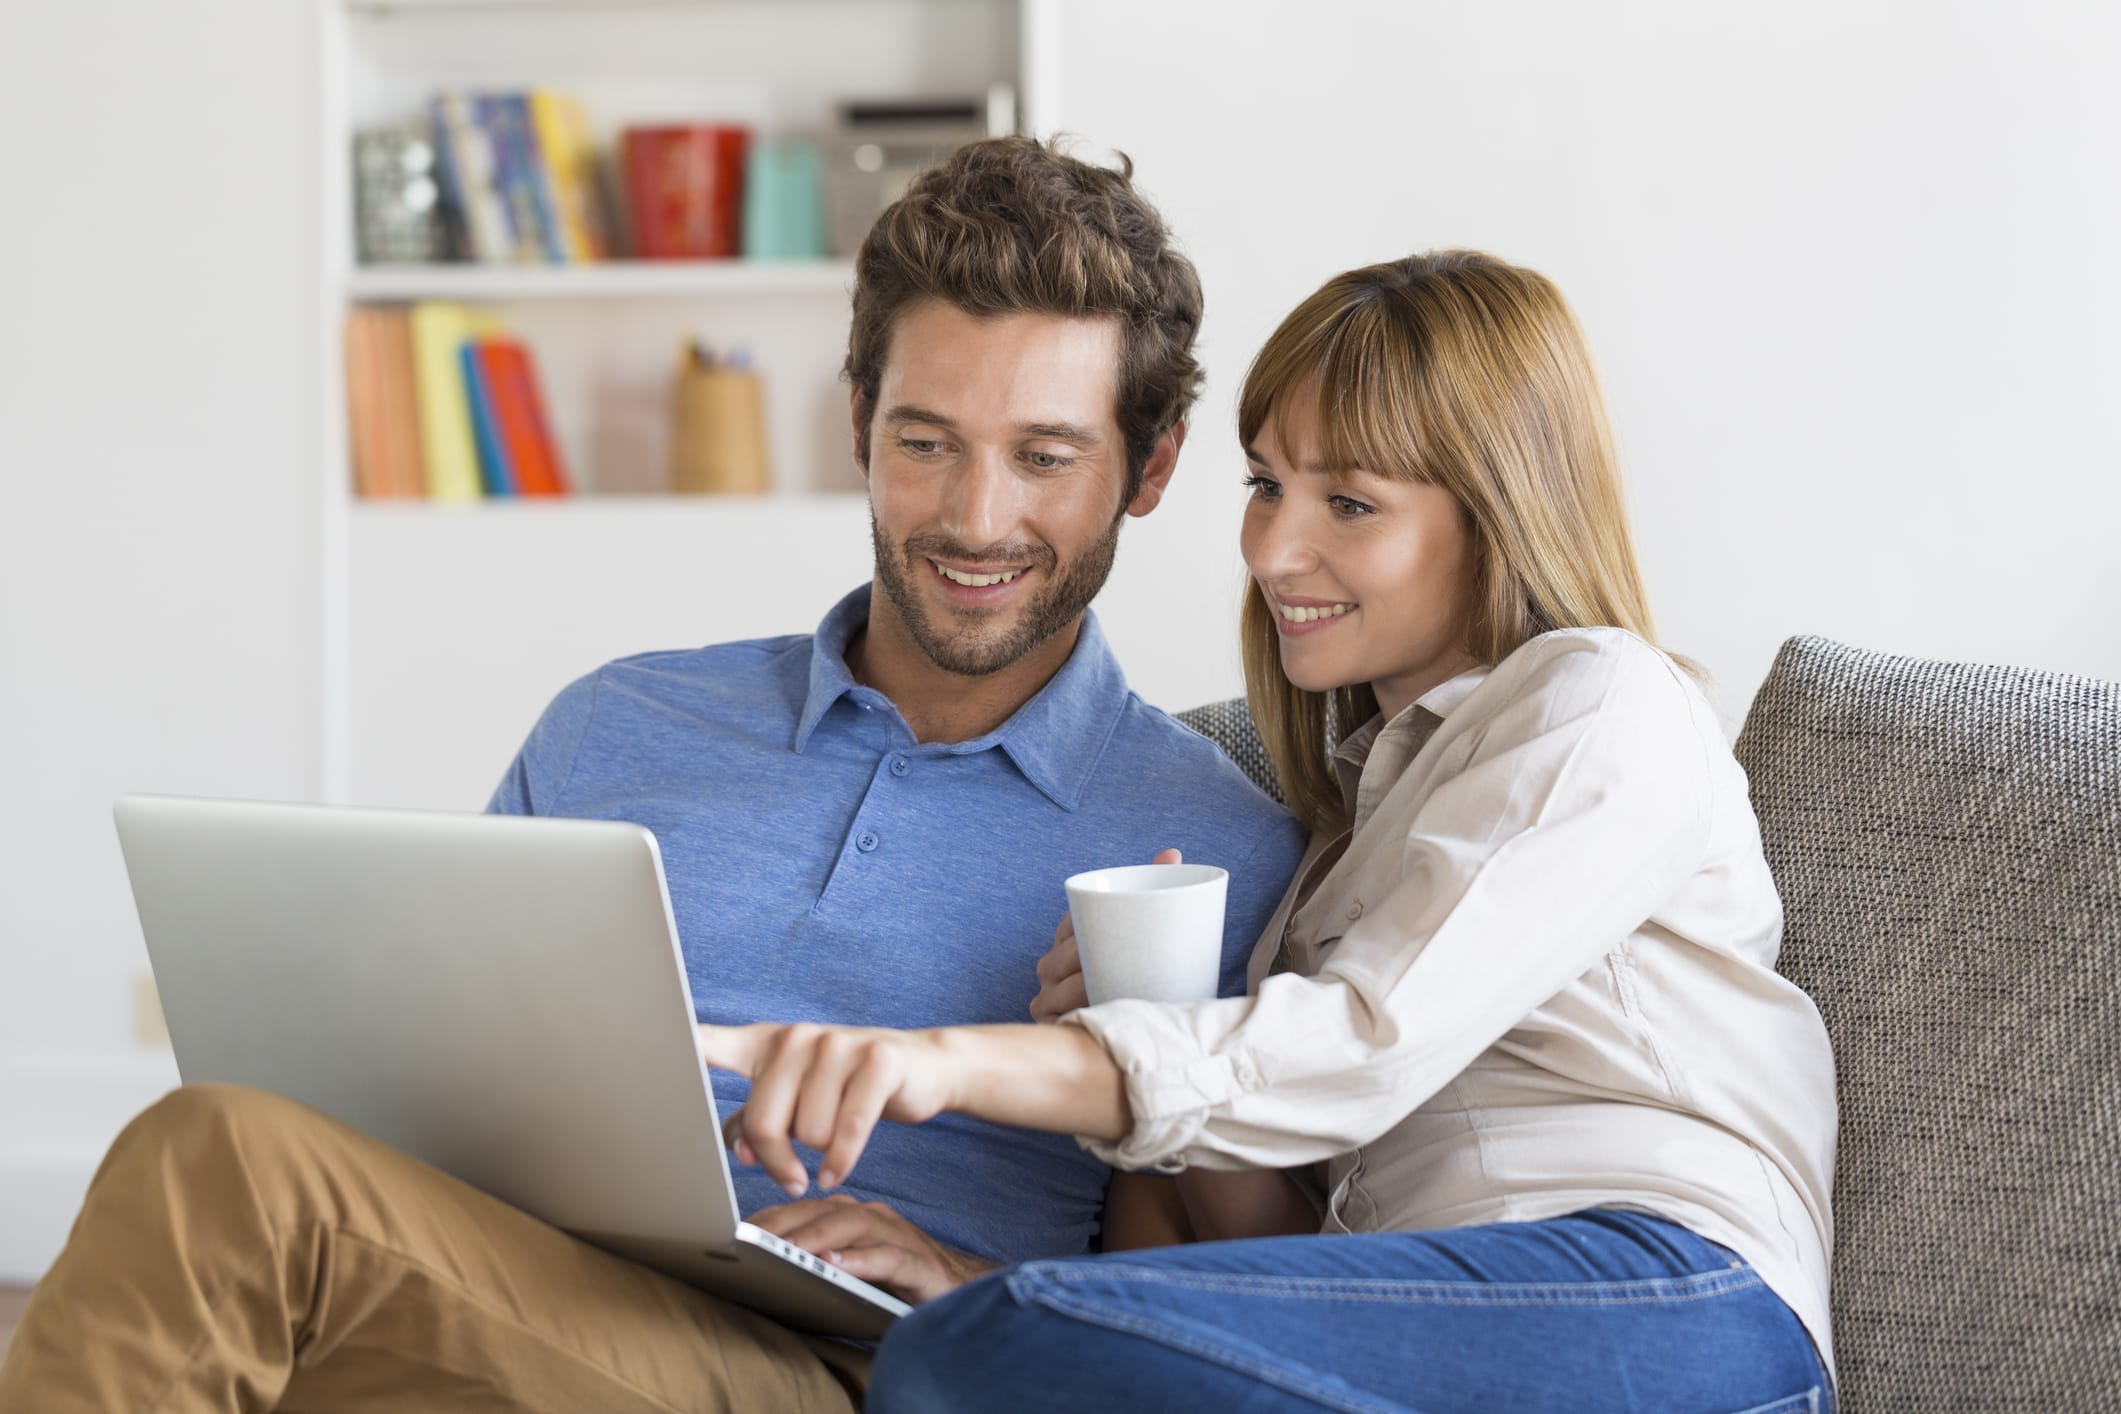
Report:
1064,628,1838,1369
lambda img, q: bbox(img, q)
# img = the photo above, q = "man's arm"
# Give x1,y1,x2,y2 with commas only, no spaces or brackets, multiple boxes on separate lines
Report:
749,1195,995,1306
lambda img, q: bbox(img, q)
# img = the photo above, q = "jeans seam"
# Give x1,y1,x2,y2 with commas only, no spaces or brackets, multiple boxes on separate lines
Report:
1012,1259,1765,1308
1015,1282,1414,1414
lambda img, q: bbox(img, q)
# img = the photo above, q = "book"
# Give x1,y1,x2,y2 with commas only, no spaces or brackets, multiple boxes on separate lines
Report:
529,89,609,261
372,307,428,497
460,341,515,495
345,308,387,498
493,93,559,263
476,338,570,496
431,93,511,263
409,301,498,501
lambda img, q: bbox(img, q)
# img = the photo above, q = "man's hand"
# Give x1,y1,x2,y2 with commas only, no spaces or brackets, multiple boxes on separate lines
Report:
750,1194,996,1306
696,1021,957,1198
1029,848,1182,1023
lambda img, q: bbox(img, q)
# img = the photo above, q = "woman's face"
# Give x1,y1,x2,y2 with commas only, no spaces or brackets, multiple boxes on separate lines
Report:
1239,395,1481,723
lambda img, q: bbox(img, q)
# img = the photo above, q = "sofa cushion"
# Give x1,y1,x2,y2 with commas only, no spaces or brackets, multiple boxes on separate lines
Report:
1733,635,2121,1410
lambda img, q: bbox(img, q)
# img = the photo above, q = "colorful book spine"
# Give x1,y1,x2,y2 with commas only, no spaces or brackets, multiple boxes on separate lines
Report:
460,342,515,495
373,307,428,497
476,338,570,496
408,301,496,501
529,89,607,261
432,93,511,263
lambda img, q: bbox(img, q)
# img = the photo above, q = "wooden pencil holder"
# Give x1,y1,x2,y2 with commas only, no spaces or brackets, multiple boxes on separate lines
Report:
671,367,770,494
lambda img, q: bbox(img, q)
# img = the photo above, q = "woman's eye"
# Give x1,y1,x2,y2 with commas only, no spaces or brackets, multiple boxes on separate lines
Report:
1241,473,1282,500
1329,495,1376,518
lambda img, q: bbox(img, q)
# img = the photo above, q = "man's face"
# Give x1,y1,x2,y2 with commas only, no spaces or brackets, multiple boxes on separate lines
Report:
861,300,1140,677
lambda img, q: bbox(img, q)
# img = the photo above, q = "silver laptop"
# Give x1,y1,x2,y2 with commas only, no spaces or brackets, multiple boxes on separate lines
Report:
112,793,912,1339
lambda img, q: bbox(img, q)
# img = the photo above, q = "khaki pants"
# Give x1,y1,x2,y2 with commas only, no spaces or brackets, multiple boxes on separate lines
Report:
0,1084,871,1412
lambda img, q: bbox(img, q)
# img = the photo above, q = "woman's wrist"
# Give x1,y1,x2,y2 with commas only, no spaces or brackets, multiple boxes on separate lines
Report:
929,1022,1131,1141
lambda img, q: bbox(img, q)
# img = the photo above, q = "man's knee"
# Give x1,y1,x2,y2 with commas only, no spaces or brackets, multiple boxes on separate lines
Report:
107,1082,327,1189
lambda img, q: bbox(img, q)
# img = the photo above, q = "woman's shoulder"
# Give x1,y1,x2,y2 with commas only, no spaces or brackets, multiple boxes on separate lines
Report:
1482,627,1702,714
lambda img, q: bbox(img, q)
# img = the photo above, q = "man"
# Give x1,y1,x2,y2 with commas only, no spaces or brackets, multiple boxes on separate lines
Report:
0,137,1306,1412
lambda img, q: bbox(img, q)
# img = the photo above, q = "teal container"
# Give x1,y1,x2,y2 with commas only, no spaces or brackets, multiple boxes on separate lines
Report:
742,139,827,260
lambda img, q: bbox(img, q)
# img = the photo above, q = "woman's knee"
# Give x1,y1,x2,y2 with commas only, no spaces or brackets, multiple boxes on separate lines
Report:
868,1270,1057,1414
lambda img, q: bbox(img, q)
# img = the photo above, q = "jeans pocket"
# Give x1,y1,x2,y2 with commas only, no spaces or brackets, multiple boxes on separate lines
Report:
1724,1389,1820,1414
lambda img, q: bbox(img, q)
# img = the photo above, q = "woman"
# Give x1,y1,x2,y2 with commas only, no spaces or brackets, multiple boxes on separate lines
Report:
698,250,1838,1412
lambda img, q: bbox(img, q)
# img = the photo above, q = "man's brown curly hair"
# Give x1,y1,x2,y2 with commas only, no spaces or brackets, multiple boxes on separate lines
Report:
843,136,1205,505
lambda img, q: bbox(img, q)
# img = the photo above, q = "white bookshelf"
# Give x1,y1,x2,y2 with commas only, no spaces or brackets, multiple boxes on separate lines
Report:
344,259,858,301
316,0,1047,805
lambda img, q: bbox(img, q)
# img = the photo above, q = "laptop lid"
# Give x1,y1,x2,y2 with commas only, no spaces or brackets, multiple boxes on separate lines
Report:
112,794,743,1252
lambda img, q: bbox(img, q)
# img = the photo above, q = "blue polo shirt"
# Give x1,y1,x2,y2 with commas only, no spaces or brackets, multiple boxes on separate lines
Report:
488,584,1306,1264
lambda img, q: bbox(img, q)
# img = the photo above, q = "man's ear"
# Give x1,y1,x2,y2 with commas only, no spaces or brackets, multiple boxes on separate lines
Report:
1124,420,1187,518
850,387,871,481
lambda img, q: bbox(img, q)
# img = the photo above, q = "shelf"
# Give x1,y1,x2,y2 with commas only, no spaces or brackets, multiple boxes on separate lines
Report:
345,259,857,302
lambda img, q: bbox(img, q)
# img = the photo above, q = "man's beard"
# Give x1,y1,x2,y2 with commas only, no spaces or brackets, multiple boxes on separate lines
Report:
871,513,1123,677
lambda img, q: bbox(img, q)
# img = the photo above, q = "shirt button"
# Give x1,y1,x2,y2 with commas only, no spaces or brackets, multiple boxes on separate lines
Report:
890,756,909,777
856,831,880,853
1346,899,1364,921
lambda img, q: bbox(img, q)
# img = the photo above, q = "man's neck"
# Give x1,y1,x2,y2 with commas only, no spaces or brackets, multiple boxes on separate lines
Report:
848,585,1084,744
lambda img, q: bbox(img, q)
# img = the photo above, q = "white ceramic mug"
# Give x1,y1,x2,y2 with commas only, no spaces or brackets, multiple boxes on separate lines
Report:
1063,863,1229,1006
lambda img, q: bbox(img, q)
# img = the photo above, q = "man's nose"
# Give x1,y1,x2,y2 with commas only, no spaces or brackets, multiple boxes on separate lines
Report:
940,450,1020,552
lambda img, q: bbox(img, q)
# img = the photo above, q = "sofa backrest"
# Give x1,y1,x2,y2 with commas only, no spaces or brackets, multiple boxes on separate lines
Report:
1179,635,2121,1408
1733,635,2121,1410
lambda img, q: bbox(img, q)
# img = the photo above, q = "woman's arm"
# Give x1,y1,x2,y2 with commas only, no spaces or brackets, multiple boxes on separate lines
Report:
696,1020,1127,1198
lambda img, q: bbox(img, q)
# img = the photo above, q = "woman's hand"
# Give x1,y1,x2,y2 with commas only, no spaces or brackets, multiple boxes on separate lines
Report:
749,1194,996,1305
700,1019,1134,1194
1029,847,1182,1023
696,1022,957,1198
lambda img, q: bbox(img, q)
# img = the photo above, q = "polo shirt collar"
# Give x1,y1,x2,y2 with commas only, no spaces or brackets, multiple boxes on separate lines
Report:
793,583,1129,812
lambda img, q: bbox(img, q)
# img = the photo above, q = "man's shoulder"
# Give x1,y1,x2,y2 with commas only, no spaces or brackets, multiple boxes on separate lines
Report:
1104,693,1291,821
589,631,814,702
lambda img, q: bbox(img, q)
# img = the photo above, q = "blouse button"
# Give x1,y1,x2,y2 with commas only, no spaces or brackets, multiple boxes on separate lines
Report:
1346,899,1364,921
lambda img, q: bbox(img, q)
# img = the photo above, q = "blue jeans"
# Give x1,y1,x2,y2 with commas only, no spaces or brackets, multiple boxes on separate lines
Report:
868,1209,1832,1413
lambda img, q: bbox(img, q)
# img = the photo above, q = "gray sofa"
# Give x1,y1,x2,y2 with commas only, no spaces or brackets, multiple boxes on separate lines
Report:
1177,635,2120,1411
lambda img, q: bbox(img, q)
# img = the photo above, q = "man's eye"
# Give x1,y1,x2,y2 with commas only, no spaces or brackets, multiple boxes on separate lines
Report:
899,438,945,456
1024,451,1075,471
1241,474,1281,500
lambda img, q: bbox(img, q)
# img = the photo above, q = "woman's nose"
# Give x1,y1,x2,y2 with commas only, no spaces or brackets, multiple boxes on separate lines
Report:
1242,501,1319,581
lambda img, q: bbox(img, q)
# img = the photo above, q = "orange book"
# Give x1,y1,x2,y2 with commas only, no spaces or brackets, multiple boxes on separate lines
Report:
373,307,428,497
475,338,570,496
344,309,388,498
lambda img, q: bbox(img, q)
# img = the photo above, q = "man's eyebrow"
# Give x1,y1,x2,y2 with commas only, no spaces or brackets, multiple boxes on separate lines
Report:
1021,421,1102,444
881,404,957,428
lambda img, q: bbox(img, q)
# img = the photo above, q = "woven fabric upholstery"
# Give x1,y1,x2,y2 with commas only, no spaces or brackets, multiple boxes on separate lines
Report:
1176,699,1284,804
1734,636,2121,1411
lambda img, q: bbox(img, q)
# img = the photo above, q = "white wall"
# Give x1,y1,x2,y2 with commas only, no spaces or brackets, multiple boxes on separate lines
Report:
0,1,316,1276
3,0,2117,1281
1065,0,2121,727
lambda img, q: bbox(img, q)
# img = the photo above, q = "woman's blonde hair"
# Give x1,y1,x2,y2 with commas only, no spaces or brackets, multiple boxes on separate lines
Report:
1239,250,1674,832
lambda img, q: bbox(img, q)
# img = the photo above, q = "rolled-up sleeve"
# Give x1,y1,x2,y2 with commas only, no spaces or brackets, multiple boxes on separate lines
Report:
1060,635,1714,1172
